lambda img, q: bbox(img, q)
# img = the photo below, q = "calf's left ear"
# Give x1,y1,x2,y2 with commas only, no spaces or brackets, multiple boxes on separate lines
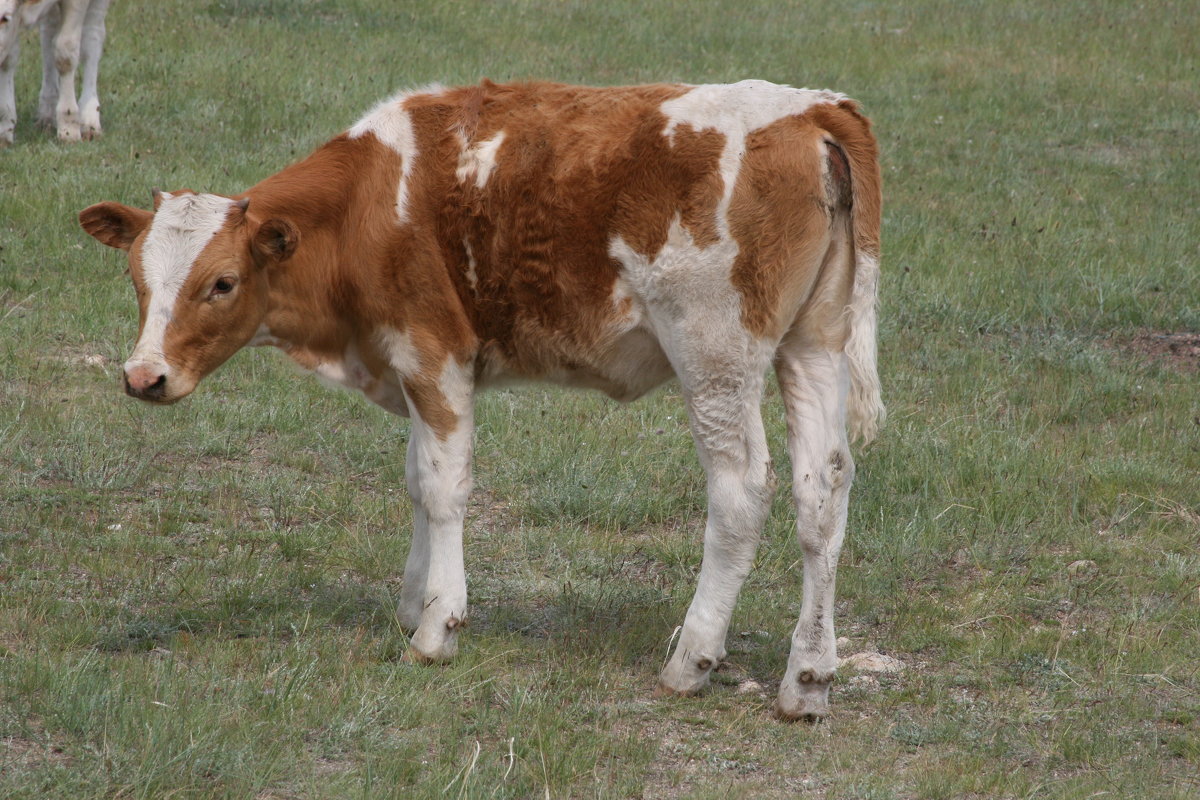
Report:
79,202,153,251
251,218,300,265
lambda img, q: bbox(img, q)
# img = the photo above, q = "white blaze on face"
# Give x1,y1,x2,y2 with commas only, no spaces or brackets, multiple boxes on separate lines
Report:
126,192,235,375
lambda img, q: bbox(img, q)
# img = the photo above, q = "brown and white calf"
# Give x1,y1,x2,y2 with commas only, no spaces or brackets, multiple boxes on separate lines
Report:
0,0,111,145
80,79,883,719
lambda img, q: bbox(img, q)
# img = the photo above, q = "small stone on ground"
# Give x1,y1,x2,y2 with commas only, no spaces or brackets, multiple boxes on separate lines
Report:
839,651,905,673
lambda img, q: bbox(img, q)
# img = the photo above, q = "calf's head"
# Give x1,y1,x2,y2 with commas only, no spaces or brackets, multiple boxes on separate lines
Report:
79,190,298,403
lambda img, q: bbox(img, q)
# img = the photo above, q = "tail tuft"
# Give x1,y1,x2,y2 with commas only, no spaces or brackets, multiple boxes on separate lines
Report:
846,251,884,446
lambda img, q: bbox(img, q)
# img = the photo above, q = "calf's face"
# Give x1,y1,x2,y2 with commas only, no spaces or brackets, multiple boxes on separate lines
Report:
79,191,297,403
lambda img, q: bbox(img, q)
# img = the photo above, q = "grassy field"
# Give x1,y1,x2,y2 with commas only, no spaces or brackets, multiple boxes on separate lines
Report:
1,0,1198,797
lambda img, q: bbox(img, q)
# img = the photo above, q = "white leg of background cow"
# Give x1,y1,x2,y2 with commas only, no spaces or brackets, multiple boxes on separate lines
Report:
657,328,776,695
48,0,86,141
36,2,61,129
402,363,475,662
0,28,17,146
773,342,854,720
77,0,108,139
398,429,432,631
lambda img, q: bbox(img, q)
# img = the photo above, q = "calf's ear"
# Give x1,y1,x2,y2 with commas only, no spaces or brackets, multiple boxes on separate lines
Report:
251,218,300,265
79,202,153,251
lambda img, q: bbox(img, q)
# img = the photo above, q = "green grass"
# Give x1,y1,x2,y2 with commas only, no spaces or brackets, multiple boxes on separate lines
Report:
2,0,1198,797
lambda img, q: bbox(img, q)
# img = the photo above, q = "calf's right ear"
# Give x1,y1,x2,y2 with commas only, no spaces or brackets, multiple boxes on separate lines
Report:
79,202,154,251
251,218,300,265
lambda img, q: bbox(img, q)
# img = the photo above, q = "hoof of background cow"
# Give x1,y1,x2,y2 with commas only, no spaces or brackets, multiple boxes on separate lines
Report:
81,127,102,141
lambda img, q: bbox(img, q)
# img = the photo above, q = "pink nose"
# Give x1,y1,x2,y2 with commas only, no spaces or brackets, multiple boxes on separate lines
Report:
124,365,168,399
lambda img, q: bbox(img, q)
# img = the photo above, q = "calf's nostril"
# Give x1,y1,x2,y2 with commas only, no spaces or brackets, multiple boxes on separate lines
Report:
123,367,168,398
142,373,168,398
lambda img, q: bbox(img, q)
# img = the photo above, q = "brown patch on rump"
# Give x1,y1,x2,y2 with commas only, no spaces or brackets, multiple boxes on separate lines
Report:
728,114,833,340
609,122,726,255
729,100,881,340
808,100,882,259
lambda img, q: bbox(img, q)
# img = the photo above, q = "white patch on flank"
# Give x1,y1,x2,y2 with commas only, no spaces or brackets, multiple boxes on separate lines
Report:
377,326,422,377
462,238,478,291
606,216,751,400
609,215,740,324
455,130,506,189
350,87,442,224
659,80,843,238
126,192,234,371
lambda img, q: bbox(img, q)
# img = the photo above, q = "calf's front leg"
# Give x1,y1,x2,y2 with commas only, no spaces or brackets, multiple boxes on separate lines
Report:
400,366,475,662
398,429,432,631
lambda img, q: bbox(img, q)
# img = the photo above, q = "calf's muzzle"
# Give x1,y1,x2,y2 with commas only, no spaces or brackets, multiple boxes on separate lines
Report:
123,363,169,402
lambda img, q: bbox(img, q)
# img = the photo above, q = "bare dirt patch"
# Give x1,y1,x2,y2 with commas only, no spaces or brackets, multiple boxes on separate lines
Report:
1123,331,1200,373
1,730,72,775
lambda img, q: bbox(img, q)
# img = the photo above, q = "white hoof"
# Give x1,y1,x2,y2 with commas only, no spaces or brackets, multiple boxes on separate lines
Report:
408,613,464,662
656,649,720,697
774,666,835,721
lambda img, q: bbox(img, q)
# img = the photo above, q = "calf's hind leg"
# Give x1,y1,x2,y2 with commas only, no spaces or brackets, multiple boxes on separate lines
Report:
657,337,777,696
773,343,854,720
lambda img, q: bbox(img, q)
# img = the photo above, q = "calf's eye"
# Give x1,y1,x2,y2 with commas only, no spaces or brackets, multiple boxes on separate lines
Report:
210,277,236,297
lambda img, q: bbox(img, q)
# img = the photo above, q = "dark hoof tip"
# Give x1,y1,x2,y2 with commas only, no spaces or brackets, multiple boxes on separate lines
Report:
772,700,829,723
